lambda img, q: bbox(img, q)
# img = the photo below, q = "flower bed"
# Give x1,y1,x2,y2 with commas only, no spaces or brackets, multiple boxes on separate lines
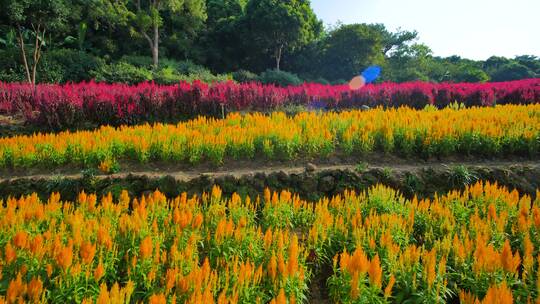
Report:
0,79,538,130
0,182,538,303
0,105,538,171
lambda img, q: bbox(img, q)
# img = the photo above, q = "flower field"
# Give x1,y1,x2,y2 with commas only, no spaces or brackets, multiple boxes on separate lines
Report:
0,79,538,130
0,182,539,303
0,105,538,172
1,78,539,303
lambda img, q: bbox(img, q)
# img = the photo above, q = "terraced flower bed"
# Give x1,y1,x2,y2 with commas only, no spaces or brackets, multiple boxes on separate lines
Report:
0,105,538,173
0,182,538,303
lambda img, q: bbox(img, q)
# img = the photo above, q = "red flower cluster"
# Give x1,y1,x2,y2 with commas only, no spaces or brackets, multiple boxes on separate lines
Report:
0,79,538,130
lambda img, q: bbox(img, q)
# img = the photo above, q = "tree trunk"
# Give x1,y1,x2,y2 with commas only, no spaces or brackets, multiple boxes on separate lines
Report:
138,0,159,68
152,22,159,68
17,27,32,84
31,25,44,86
275,45,283,71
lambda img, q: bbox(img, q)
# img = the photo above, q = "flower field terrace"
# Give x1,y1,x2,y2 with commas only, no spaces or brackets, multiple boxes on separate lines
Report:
0,79,538,130
0,182,539,303
0,105,538,172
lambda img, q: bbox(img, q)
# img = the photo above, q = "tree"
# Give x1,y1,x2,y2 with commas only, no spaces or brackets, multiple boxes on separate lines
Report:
368,24,417,56
514,55,540,76
244,0,321,71
319,24,383,81
0,0,71,85
386,43,433,82
107,0,207,67
490,62,535,82
201,0,247,72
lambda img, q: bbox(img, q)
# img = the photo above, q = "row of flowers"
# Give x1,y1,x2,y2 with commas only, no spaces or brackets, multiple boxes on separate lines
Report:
0,181,538,303
0,79,538,130
0,105,538,171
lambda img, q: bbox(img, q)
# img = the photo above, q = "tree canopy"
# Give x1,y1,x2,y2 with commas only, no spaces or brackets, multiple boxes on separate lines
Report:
0,0,538,84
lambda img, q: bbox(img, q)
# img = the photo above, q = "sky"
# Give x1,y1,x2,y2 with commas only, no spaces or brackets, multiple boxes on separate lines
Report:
310,0,540,60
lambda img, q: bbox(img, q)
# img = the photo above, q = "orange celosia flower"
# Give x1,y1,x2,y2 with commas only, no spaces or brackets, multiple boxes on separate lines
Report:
165,268,178,291
277,251,287,277
287,235,299,275
192,213,204,229
276,289,287,304
384,275,396,299
139,236,153,259
6,273,25,303
94,260,105,281
80,241,97,264
268,254,277,281
56,244,74,271
481,282,514,304
30,234,44,257
12,231,28,249
96,282,109,304
46,264,53,278
97,227,112,250
148,293,167,304
424,249,437,289
459,290,478,304
501,240,521,274
4,243,16,264
27,276,43,302
368,254,383,289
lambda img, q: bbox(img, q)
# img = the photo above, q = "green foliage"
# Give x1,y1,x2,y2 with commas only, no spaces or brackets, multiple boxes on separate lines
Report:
87,58,231,84
0,0,538,84
232,70,259,83
244,0,322,70
44,49,102,82
0,48,26,82
423,104,438,112
381,167,393,181
259,69,302,87
320,24,384,81
454,65,490,83
447,102,466,110
0,0,72,84
490,62,536,82
0,47,102,83
0,0,71,30
445,165,478,188
355,162,369,173
91,62,153,84
119,55,154,68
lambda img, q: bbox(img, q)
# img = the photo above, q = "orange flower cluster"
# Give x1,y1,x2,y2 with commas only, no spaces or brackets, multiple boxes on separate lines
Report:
309,182,540,303
0,104,538,169
0,182,539,303
0,187,307,303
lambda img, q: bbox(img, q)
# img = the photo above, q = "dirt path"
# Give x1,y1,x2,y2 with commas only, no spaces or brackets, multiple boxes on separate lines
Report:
1,158,537,182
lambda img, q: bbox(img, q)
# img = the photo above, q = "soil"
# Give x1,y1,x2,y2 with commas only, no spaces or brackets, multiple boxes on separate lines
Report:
1,157,538,204
0,154,537,181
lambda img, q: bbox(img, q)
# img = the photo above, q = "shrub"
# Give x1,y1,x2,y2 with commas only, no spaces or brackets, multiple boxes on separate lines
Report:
313,77,330,85
259,69,303,86
175,70,230,84
0,48,100,83
119,55,154,68
90,62,153,84
153,66,182,85
0,48,26,82
44,49,102,83
232,70,259,83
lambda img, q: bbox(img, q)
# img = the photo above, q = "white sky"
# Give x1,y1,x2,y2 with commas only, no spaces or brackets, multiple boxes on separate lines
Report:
311,0,540,60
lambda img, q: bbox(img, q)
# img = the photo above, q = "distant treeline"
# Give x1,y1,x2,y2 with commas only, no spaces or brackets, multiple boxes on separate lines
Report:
0,0,538,85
